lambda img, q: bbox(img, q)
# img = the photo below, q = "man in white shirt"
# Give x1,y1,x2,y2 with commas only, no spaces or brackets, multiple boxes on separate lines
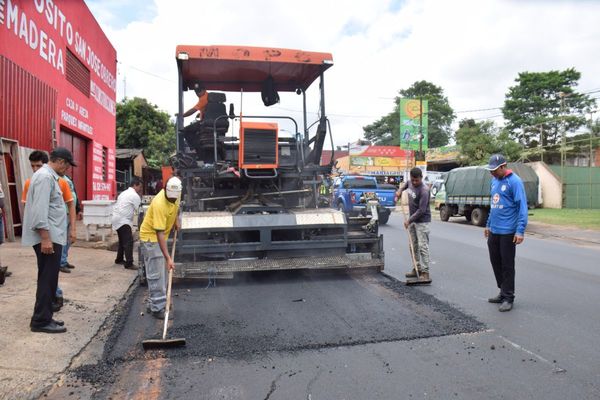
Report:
112,178,143,269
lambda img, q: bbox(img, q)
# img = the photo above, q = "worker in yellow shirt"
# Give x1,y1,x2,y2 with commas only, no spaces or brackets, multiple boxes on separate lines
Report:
139,177,182,320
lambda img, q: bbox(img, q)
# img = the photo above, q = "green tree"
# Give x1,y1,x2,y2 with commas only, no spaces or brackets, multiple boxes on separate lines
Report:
502,68,596,147
116,97,176,167
455,119,522,166
363,81,455,147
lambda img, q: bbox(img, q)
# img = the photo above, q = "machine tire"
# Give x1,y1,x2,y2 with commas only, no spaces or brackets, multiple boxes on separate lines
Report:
439,205,450,222
431,186,438,196
378,211,390,225
471,207,489,227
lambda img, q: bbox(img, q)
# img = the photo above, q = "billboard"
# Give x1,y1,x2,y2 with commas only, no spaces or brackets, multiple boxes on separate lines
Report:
346,145,413,175
400,99,428,151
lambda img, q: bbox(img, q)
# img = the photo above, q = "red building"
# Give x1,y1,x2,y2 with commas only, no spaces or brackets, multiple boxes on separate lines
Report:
0,0,116,237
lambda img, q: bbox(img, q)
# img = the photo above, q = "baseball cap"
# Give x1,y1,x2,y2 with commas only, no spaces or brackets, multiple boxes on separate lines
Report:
50,147,77,166
165,176,183,199
485,154,507,171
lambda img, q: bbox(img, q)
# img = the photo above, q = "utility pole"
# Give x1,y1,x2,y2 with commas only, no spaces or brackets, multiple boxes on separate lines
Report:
539,124,544,163
559,92,567,197
418,97,423,162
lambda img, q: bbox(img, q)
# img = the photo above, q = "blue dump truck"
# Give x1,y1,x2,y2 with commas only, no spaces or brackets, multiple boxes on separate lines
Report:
435,163,539,226
332,176,397,224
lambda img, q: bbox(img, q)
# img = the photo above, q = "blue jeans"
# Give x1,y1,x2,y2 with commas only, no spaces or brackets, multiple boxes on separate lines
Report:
56,286,63,298
60,223,71,267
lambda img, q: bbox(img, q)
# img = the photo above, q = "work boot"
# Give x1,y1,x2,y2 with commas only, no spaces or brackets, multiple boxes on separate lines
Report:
59,265,71,273
488,293,503,303
55,296,64,308
124,263,138,271
151,309,173,320
52,302,62,312
66,263,75,269
418,272,432,284
405,269,418,278
499,301,513,312
114,259,125,265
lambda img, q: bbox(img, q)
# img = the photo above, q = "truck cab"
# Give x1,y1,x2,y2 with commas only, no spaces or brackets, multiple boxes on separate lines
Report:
332,176,396,224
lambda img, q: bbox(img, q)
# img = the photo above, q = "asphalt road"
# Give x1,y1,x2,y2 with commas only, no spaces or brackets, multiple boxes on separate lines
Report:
46,213,600,400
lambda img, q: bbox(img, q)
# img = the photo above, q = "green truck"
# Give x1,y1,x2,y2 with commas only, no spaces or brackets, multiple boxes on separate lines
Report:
434,163,539,226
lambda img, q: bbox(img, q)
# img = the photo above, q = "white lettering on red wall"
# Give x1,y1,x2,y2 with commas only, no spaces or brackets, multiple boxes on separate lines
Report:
91,140,114,200
2,0,116,93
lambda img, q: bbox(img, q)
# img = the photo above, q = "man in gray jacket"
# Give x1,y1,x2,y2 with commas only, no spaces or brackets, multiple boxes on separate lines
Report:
22,148,76,333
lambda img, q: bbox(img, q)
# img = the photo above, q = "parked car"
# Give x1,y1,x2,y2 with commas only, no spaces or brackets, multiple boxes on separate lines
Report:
332,176,397,224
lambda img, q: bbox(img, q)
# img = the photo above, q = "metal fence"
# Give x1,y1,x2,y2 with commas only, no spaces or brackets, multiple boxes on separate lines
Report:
549,165,600,209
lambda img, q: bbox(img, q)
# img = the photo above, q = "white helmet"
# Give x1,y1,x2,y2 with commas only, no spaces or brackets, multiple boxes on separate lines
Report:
165,176,183,199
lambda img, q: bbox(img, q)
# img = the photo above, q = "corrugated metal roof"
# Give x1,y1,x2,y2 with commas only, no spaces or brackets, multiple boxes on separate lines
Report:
115,148,144,159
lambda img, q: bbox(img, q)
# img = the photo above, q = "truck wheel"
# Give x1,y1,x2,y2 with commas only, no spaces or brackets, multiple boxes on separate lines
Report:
464,210,472,222
378,211,390,225
471,207,489,227
440,205,450,222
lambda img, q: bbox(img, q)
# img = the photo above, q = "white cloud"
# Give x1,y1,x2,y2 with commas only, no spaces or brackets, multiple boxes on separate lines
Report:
87,0,600,147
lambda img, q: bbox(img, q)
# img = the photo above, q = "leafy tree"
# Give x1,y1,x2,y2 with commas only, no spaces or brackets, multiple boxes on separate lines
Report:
502,68,596,147
116,97,176,167
455,119,522,166
363,81,455,147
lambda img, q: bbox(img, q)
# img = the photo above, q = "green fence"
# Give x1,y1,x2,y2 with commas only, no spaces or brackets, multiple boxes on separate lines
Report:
549,166,600,209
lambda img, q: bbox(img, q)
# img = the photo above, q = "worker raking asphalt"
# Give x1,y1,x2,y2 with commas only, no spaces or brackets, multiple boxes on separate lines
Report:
69,269,483,391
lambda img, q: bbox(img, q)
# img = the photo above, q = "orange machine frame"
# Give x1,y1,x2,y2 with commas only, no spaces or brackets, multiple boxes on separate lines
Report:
239,121,279,170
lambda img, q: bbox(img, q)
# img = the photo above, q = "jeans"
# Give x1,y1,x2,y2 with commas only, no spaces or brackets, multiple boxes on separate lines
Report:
60,223,71,267
31,243,63,327
141,241,167,312
116,225,134,266
487,233,516,303
408,222,430,273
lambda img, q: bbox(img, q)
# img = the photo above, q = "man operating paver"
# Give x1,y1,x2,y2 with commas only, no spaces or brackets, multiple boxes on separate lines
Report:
484,154,528,312
22,147,76,333
139,176,181,320
395,167,432,284
112,177,143,269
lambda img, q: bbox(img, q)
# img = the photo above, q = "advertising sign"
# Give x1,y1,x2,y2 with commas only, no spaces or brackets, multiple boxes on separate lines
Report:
346,145,414,175
400,99,428,151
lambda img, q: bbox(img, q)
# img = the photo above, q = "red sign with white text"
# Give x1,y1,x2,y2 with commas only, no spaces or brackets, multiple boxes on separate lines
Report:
0,0,117,199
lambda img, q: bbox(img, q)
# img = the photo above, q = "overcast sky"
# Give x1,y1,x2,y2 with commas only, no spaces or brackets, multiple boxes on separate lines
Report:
86,0,600,147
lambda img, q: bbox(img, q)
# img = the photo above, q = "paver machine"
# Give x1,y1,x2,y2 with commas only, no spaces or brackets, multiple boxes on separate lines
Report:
169,45,384,277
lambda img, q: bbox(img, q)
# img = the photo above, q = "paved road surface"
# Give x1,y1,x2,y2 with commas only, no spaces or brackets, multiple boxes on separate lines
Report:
46,214,600,399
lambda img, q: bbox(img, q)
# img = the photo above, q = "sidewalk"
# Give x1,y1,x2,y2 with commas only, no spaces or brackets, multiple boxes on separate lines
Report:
424,207,600,245
0,240,137,400
526,220,600,245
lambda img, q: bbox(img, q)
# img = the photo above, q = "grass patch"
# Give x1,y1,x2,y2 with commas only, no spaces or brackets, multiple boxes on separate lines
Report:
529,208,600,230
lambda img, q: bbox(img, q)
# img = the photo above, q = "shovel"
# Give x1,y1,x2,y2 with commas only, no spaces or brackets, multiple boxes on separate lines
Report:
142,233,186,350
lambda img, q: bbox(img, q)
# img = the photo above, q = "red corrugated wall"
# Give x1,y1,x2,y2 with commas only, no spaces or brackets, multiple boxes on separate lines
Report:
0,55,57,151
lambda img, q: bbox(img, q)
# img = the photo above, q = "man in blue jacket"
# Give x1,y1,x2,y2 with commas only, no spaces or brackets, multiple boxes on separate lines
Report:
484,154,528,312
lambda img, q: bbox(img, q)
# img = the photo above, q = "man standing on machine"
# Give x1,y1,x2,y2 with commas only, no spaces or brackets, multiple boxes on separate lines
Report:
396,168,432,285
139,177,181,320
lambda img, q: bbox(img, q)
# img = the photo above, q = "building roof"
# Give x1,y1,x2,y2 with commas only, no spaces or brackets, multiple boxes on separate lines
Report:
115,148,144,160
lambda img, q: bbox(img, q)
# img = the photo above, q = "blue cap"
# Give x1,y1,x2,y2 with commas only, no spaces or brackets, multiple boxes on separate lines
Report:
486,154,506,171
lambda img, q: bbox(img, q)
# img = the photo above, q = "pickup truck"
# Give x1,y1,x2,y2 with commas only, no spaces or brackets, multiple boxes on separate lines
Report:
332,176,397,224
